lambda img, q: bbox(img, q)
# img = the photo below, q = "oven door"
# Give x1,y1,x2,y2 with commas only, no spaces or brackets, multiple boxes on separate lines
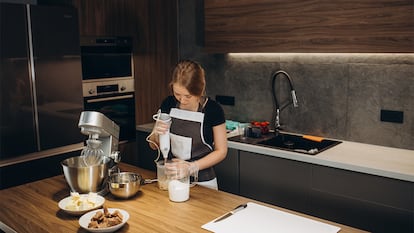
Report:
81,52,132,80
84,92,135,141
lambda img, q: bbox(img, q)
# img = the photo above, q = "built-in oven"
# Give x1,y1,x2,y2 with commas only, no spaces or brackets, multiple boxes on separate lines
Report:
82,78,135,142
80,36,135,142
80,36,133,80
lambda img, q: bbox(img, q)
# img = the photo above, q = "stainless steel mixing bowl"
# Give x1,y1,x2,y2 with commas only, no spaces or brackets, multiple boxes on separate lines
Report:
61,156,111,193
109,172,142,199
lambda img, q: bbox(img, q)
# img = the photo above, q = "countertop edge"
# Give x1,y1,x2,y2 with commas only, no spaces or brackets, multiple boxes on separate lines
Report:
228,141,414,182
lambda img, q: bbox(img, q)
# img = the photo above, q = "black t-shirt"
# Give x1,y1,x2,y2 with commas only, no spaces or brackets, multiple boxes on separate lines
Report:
160,96,225,148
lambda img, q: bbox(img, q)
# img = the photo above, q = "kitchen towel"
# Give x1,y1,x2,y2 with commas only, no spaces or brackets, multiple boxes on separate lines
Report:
225,120,239,131
202,202,340,233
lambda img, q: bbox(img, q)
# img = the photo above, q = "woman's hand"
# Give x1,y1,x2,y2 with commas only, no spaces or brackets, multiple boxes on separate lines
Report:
148,119,171,150
164,159,199,180
153,120,170,135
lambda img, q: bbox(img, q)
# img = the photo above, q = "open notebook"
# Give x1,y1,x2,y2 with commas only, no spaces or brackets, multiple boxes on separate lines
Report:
202,202,341,233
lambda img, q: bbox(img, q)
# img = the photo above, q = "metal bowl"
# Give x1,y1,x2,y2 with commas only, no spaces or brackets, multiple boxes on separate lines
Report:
109,172,142,199
61,156,111,193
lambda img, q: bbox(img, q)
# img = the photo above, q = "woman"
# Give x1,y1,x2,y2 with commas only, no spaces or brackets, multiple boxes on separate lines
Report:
148,60,227,190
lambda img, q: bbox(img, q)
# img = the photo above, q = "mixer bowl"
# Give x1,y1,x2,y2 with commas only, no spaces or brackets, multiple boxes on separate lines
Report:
61,156,111,193
109,172,142,199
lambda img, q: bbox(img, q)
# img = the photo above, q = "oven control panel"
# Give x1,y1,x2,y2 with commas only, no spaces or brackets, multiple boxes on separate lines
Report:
82,77,134,97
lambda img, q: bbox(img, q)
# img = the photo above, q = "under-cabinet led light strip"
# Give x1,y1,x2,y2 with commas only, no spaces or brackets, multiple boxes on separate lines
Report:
228,53,413,56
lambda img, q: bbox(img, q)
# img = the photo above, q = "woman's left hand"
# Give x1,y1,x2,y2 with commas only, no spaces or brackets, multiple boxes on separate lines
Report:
164,159,198,179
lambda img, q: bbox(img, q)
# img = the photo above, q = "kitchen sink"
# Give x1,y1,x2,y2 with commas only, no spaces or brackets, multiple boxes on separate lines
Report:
229,132,342,155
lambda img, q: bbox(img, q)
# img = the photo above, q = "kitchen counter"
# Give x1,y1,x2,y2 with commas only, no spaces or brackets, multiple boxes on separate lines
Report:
228,136,414,182
137,123,414,182
0,163,368,233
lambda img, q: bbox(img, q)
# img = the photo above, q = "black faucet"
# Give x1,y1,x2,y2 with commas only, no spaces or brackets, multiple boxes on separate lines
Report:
271,70,299,131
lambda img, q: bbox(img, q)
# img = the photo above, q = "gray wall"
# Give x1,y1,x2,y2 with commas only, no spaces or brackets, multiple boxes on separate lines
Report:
178,0,414,150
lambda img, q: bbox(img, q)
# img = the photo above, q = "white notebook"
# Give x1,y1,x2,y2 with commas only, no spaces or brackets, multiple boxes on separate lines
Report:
202,202,341,233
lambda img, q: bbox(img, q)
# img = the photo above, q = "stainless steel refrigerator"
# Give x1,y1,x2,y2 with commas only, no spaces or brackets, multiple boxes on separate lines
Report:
0,3,84,159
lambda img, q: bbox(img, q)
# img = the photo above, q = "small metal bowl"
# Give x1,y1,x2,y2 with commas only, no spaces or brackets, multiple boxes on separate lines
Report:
109,172,142,199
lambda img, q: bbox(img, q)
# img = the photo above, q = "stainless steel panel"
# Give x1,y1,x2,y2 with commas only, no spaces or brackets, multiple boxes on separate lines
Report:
29,4,84,150
0,3,37,158
1,3,84,158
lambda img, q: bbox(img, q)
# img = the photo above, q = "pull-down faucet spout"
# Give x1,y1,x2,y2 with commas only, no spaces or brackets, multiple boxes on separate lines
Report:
271,70,299,131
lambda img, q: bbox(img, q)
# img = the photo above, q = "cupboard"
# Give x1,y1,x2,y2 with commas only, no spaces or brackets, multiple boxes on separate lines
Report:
204,0,414,53
215,149,414,233
71,0,178,125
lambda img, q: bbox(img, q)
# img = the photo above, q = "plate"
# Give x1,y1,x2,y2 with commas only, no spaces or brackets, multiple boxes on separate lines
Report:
79,208,129,233
58,194,105,216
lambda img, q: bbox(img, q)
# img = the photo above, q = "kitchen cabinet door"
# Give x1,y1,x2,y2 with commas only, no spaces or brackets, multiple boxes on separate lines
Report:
214,148,239,194
204,0,414,53
310,164,414,233
239,151,312,214
0,149,81,189
136,130,158,171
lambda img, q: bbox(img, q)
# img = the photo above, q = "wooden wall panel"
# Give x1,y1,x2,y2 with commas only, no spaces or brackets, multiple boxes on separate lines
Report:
71,0,178,125
204,0,414,53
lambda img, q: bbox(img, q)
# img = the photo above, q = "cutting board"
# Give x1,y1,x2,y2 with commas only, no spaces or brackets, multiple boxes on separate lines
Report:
202,202,340,233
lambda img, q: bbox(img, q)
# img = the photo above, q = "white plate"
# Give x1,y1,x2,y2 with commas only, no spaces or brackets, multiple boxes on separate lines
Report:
58,194,105,216
79,208,129,233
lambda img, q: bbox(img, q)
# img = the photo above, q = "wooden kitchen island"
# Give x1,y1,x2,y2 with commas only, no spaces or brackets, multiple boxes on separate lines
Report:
0,163,368,233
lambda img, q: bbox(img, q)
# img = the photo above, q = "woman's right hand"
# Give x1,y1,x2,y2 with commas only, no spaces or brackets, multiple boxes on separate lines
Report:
153,120,170,135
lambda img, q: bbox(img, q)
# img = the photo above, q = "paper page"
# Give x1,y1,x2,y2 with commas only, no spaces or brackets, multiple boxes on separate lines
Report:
202,202,340,233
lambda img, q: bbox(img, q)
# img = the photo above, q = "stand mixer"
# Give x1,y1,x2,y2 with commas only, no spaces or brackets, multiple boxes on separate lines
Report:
61,111,121,195
78,111,121,165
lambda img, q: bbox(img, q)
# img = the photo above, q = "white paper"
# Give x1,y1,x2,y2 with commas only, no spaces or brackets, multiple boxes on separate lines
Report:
202,202,340,233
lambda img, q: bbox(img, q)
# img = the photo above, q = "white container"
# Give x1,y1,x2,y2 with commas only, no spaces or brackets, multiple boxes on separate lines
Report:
156,160,168,190
166,161,190,202
168,180,190,202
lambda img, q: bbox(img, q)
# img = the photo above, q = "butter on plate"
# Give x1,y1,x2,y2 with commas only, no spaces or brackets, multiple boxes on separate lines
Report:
65,192,98,211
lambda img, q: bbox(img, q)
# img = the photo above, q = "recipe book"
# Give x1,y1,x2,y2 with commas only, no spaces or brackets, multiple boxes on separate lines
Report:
202,202,341,233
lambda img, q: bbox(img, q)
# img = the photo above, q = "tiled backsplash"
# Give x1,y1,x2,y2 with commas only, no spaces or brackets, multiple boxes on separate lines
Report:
204,54,414,150
178,0,413,150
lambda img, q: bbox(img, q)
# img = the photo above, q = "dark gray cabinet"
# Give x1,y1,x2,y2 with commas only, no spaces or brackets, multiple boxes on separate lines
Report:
310,165,413,233
239,151,312,214
135,130,158,171
218,148,413,233
214,148,239,194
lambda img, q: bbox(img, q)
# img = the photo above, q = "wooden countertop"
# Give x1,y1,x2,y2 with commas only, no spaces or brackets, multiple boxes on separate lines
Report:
0,163,368,233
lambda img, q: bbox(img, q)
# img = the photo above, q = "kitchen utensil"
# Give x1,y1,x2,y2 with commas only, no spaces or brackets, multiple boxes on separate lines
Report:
166,161,191,202
61,156,111,194
152,111,171,163
78,111,121,164
79,208,129,233
61,111,122,194
238,123,248,140
213,203,247,223
80,136,105,166
156,160,168,190
108,172,142,199
204,202,341,233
